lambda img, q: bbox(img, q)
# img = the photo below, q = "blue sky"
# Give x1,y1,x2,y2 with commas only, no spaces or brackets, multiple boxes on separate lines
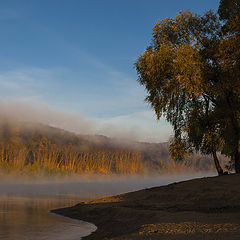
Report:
0,0,220,142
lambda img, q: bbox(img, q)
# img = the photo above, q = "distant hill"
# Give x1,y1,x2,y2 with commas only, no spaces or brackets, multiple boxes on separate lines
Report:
0,120,229,176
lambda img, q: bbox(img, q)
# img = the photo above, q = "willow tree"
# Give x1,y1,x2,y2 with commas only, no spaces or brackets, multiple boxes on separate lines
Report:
217,0,240,172
135,6,240,174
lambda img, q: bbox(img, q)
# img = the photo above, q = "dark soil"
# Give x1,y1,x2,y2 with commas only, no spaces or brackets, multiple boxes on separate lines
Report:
51,174,240,240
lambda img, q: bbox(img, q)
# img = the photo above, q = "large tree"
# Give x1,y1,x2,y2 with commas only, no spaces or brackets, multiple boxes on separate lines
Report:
135,2,240,174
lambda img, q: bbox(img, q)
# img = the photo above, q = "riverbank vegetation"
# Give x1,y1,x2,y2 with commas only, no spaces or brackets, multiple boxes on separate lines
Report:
0,120,228,176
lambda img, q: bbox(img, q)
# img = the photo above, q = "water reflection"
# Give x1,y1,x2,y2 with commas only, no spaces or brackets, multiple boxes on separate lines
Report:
0,196,97,240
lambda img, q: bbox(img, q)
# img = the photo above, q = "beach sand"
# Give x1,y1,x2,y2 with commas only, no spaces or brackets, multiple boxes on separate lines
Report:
52,174,240,239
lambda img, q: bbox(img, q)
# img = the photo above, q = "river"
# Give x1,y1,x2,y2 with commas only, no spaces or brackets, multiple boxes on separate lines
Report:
0,172,215,240
0,192,97,239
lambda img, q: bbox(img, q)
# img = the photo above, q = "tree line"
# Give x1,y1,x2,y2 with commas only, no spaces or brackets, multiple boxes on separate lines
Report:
0,120,229,176
0,136,143,175
0,134,223,176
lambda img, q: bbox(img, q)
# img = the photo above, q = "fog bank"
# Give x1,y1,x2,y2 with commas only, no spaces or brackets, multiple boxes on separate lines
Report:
0,99,94,135
0,99,172,143
0,172,216,199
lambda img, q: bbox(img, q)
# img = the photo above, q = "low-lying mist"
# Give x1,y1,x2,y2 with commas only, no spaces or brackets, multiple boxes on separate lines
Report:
0,99,162,142
0,172,216,200
0,99,229,180
0,99,94,135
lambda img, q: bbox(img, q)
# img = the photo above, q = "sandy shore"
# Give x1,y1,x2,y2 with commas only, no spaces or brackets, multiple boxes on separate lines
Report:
51,174,240,239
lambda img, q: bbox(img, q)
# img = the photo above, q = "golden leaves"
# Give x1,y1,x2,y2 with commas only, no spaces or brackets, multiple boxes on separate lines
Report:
174,43,204,96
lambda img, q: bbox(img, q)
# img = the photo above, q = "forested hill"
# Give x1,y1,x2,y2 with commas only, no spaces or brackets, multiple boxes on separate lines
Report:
0,120,228,176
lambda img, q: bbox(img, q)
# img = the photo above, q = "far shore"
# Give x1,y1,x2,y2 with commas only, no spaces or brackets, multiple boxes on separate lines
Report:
52,174,240,240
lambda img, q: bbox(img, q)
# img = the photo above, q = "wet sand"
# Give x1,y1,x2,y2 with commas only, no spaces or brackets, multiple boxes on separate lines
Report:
52,174,240,240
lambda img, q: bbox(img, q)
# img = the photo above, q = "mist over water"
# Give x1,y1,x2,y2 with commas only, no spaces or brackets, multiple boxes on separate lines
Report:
0,169,216,240
0,98,218,240
0,172,216,198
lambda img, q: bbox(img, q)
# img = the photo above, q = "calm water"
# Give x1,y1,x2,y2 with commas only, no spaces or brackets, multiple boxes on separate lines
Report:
0,172,215,240
0,194,97,240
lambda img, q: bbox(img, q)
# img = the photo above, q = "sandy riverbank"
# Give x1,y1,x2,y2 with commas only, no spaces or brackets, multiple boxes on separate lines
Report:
52,174,240,239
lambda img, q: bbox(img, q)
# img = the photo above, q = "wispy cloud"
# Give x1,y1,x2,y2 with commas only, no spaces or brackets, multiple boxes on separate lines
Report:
0,67,67,102
0,56,171,142
94,111,172,142
0,67,44,91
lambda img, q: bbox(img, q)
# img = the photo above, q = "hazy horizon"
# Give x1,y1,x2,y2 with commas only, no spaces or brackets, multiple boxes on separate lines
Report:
0,99,172,143
0,0,220,143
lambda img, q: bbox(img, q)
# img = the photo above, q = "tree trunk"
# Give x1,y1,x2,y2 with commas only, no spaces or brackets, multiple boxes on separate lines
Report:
234,150,240,173
225,94,240,173
212,151,224,176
